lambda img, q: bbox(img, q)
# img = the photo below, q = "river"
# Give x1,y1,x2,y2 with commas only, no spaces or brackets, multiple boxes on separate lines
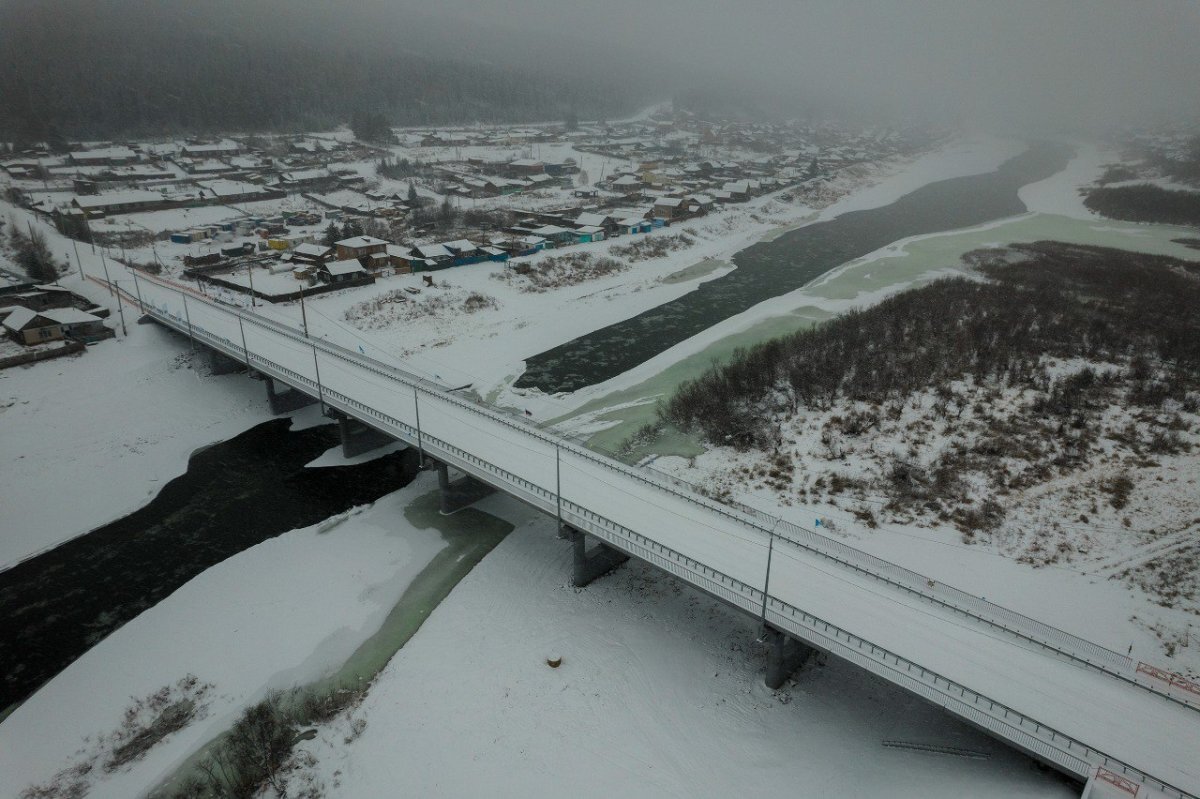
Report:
0,419,420,718
516,142,1074,393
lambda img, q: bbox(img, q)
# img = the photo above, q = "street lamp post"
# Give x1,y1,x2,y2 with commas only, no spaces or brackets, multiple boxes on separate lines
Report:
299,280,309,337
112,282,128,337
247,261,257,307
98,250,114,296
130,268,145,313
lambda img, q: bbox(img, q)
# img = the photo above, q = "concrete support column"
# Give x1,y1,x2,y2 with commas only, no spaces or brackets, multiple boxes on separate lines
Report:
764,627,814,689
334,411,394,458
433,460,495,514
264,377,318,415
205,347,243,376
568,527,629,587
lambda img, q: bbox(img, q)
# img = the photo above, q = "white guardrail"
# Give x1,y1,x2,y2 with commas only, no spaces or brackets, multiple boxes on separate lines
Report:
120,273,1195,799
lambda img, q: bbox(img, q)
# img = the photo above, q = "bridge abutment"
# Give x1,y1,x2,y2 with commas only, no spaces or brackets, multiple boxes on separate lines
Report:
264,377,318,415
763,627,814,689
204,347,243,376
567,527,630,587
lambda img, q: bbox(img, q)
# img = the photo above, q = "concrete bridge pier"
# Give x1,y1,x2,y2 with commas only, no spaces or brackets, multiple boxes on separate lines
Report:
264,377,318,415
763,626,815,689
331,411,395,458
567,527,630,587
204,347,243,376
433,460,496,514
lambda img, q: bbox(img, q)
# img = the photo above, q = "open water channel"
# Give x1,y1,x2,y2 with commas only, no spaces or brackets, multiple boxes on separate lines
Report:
517,142,1074,393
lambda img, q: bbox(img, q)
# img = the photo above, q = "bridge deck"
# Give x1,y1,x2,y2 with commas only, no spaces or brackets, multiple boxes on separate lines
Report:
129,274,1199,798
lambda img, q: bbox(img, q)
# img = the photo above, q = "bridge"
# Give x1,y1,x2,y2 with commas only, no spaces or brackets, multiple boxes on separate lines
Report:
109,268,1199,798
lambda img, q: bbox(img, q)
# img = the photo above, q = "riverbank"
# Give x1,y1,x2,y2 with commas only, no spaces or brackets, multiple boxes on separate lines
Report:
0,316,280,570
0,470,508,799
549,143,1199,451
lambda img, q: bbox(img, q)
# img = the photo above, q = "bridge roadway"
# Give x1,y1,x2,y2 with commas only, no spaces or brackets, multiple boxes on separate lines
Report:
123,273,1199,797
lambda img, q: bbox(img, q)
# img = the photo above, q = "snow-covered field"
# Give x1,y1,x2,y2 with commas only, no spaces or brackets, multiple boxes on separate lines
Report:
276,504,1075,799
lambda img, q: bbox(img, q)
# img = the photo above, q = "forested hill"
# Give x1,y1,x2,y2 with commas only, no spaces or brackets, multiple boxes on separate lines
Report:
0,0,663,141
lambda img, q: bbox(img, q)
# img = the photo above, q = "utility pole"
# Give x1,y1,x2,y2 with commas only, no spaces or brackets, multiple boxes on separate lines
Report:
759,517,782,628
556,444,563,535
70,237,83,280
312,343,325,414
181,291,195,351
299,280,309,337
113,283,128,337
238,315,251,372
413,385,424,467
130,268,145,313
247,261,257,307
99,249,114,296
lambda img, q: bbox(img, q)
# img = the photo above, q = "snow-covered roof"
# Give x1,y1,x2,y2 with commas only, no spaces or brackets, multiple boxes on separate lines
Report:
414,243,452,259
386,244,413,258
1,307,42,332
574,213,608,227
442,239,478,253
72,190,163,209
653,197,684,208
42,308,101,325
323,259,366,276
70,146,136,161
336,236,389,249
292,243,332,258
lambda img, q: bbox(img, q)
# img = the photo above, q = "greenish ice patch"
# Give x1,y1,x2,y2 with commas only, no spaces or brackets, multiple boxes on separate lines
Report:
555,212,1199,459
660,259,729,285
154,488,512,795
807,213,1200,301
306,488,512,696
551,308,831,460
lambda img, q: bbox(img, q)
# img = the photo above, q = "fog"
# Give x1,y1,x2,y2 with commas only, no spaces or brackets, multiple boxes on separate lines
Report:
3,0,1199,137
420,0,1200,134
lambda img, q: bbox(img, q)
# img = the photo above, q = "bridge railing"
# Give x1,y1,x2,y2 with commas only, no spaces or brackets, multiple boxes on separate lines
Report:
129,272,1196,713
136,291,1198,799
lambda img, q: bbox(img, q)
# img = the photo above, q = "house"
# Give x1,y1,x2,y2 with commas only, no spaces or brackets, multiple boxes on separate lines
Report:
181,140,241,158
7,285,76,312
42,308,109,342
530,225,576,248
3,307,64,344
291,243,333,265
335,235,389,261
318,259,369,285
386,244,416,274
68,146,138,166
652,197,686,221
505,159,546,177
412,243,453,264
574,225,605,244
72,190,166,217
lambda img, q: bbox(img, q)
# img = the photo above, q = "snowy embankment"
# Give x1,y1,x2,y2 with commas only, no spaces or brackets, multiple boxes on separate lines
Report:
277,505,1074,799
0,318,276,569
0,474,449,799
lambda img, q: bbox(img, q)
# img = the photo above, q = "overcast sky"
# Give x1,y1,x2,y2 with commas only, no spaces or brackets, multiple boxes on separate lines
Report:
420,0,1200,133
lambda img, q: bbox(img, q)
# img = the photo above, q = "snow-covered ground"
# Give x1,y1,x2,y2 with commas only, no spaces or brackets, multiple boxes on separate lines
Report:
0,309,276,569
0,475,451,799
2,134,1194,799
278,505,1076,799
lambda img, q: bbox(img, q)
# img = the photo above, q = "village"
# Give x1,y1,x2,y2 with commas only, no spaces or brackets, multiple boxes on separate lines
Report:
0,110,923,363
